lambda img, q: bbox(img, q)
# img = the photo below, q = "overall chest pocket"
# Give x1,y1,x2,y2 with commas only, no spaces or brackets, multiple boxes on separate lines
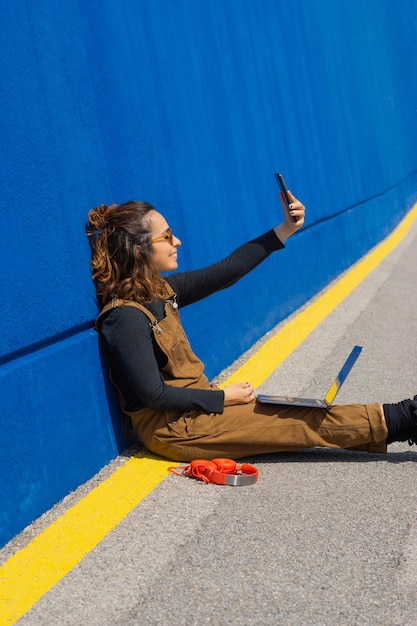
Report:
162,326,203,379
156,309,204,381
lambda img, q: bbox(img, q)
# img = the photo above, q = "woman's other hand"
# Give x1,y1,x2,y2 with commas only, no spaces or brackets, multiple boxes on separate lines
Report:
223,382,256,406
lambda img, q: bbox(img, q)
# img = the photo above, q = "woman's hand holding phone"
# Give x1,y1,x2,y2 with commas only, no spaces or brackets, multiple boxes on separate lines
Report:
275,173,297,223
273,172,305,242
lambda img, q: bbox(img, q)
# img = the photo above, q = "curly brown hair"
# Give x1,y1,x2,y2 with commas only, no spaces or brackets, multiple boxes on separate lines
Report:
86,200,167,305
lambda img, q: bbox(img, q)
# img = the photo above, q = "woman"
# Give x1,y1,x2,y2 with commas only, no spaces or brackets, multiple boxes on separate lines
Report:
87,193,417,461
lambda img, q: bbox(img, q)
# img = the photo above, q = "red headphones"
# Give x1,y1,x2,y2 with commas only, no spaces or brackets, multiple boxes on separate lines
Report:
169,458,258,486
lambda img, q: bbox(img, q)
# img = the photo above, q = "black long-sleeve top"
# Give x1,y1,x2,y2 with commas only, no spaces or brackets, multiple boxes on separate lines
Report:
97,230,284,414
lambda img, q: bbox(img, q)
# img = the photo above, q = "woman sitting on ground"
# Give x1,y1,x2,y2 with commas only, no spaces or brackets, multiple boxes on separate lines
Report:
86,192,417,461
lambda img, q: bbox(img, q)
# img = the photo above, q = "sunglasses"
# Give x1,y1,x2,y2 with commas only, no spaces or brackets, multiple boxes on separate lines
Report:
150,228,174,245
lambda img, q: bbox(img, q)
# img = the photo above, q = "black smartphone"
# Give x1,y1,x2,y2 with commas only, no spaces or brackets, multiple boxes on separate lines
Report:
275,172,297,222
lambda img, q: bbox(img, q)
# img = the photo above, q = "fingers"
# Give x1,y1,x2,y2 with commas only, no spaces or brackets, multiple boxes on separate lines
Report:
290,204,305,224
242,382,255,403
286,192,305,226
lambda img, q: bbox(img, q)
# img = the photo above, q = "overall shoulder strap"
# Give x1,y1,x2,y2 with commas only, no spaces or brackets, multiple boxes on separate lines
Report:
95,280,173,330
95,298,157,331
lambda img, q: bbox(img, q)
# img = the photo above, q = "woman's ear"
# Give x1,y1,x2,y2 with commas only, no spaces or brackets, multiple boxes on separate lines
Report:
134,244,143,259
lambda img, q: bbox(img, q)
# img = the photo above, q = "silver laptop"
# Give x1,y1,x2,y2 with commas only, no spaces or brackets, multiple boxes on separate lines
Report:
256,345,362,408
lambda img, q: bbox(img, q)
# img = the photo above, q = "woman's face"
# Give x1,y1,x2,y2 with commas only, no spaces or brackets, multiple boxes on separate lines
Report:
148,210,181,273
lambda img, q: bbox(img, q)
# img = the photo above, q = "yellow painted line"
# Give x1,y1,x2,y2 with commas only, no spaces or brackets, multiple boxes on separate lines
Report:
219,202,417,389
0,451,173,624
1,202,417,624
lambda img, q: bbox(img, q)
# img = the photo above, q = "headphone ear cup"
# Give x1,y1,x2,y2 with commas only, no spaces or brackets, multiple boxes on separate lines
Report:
189,459,216,477
212,458,237,473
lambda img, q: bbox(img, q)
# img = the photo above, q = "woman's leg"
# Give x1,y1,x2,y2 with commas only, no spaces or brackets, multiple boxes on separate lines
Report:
146,401,388,461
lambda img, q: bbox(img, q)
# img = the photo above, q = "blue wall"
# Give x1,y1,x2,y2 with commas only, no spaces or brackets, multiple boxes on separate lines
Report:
1,0,417,547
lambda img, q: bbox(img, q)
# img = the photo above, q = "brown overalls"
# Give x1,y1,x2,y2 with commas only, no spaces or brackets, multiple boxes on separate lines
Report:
98,294,388,462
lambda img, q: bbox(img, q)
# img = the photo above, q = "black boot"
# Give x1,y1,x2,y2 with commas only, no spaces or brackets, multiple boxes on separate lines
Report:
384,396,417,445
